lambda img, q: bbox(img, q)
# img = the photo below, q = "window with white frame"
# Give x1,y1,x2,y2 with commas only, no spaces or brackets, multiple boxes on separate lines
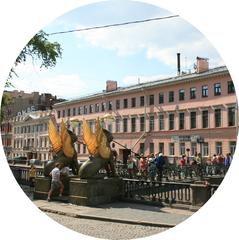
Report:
216,142,222,155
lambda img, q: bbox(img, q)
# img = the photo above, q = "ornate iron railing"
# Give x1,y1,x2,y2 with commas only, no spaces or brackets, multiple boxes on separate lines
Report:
122,179,192,205
115,163,228,181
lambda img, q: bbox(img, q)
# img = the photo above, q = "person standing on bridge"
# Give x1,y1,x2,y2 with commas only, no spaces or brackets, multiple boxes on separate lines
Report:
47,162,64,202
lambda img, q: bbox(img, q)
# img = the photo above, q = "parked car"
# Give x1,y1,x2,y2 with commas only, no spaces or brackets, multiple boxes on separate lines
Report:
28,159,42,166
12,156,28,164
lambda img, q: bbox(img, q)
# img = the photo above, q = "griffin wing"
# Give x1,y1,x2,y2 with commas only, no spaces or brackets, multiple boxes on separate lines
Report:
95,117,111,159
61,120,75,158
48,119,62,153
82,118,98,155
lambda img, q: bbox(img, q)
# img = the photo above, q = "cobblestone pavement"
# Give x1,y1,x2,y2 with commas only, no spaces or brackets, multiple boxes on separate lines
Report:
46,212,169,240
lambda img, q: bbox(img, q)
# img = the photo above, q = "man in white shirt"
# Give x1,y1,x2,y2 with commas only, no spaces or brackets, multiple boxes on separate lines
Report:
47,162,64,201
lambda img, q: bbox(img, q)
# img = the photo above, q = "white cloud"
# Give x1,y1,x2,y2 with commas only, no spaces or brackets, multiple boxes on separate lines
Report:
8,73,89,99
75,17,223,68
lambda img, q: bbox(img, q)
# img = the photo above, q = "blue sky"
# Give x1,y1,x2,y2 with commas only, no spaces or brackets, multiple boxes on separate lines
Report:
6,0,224,99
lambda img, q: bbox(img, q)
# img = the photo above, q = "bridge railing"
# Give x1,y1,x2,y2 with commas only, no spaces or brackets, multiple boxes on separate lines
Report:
9,163,220,209
115,163,227,181
122,178,219,208
9,164,44,185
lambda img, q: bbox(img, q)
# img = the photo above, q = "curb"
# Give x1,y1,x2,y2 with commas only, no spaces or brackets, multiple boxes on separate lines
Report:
39,207,175,228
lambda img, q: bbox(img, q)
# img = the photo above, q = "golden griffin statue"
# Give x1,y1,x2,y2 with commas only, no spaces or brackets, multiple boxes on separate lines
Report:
44,117,116,178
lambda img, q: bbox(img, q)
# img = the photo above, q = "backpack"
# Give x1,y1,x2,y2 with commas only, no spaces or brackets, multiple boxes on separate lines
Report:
156,155,165,168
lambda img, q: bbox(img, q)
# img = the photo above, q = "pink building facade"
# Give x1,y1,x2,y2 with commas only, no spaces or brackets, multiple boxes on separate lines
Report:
53,62,237,162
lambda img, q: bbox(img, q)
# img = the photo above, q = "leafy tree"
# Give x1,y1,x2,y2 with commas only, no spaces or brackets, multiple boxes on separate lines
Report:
0,93,13,122
1,30,62,122
8,30,62,80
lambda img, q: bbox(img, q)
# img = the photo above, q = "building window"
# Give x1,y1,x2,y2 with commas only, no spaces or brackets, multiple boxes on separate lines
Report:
149,115,154,131
169,113,174,130
131,117,136,132
140,143,145,155
159,143,164,154
62,110,65,118
123,118,128,132
230,141,236,155
89,121,95,132
84,106,87,114
89,104,93,113
202,85,208,97
140,116,145,131
131,98,136,108
228,107,235,126
83,144,86,154
179,143,185,155
116,100,120,110
191,142,197,156
78,107,81,115
72,108,76,116
215,109,221,127
159,114,164,130
202,143,209,157
169,143,175,156
108,123,112,133
95,103,99,113
228,81,235,94
77,144,81,154
123,99,128,108
159,93,164,104
214,83,221,96
108,101,113,111
190,87,196,99
67,108,71,117
101,102,106,112
115,118,120,132
57,111,61,118
149,143,154,154
179,89,185,101
179,112,185,129
216,142,222,155
149,95,154,105
140,96,145,107
169,91,174,102
202,110,209,128
190,111,197,129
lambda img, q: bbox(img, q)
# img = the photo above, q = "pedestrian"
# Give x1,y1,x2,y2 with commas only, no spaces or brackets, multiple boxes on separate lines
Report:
47,162,64,201
179,154,186,167
155,152,165,181
148,158,157,181
127,155,134,179
224,153,232,168
29,164,36,191
139,154,148,179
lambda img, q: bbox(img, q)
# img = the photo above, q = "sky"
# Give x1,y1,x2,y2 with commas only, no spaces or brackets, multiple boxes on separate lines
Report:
6,0,224,100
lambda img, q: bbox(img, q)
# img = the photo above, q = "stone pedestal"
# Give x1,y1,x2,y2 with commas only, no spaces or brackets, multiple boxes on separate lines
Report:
69,177,123,206
190,182,211,207
34,176,124,206
34,176,51,200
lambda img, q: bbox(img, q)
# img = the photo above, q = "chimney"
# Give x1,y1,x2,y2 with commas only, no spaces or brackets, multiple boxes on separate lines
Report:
196,57,209,73
106,80,117,92
177,53,181,76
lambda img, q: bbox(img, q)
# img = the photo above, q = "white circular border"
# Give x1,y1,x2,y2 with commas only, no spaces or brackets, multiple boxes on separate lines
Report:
0,1,238,240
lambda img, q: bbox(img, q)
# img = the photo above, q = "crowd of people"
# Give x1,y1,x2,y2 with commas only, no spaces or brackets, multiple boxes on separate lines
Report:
178,152,233,168
125,151,233,181
126,152,166,181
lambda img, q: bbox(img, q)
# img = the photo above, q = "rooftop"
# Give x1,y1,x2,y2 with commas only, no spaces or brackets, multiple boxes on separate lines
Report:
54,65,229,107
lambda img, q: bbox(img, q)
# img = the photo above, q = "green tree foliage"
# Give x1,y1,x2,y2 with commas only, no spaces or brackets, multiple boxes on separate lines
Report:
0,93,13,122
8,30,62,80
1,30,62,122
